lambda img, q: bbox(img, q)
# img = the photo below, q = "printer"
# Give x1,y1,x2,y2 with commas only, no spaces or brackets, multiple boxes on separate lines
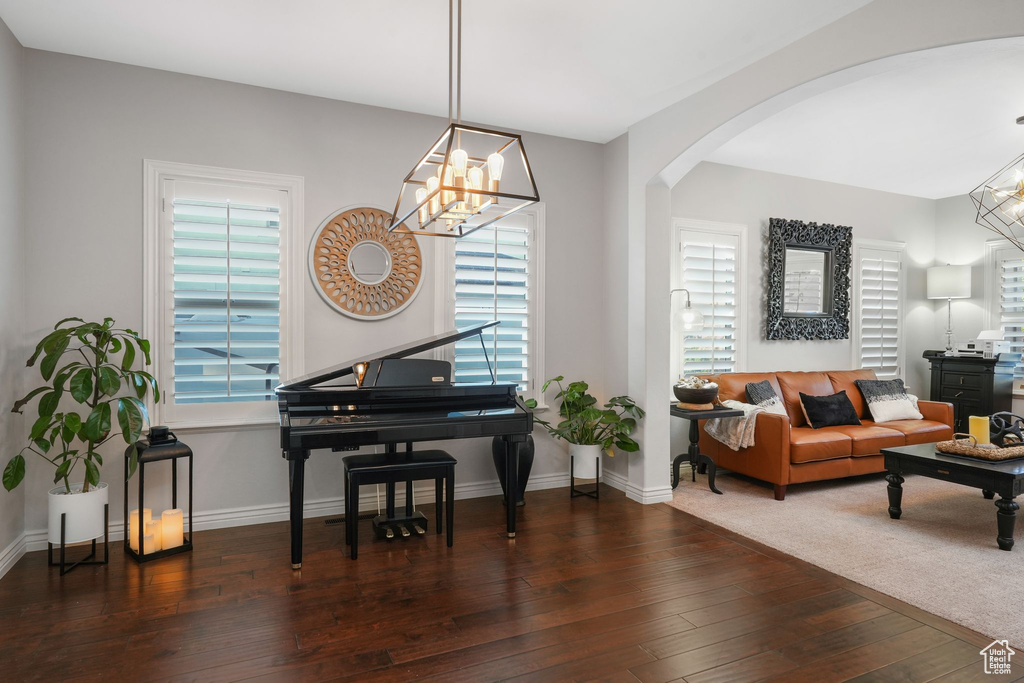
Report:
954,330,1011,359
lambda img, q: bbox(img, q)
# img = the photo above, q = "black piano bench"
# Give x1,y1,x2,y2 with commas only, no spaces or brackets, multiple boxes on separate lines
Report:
342,450,456,560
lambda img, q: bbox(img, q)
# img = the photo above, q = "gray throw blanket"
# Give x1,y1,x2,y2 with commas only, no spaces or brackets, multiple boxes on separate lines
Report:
704,399,764,451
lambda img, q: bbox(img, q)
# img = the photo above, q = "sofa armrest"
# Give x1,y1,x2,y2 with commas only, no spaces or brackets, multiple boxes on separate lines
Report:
918,400,953,428
753,412,792,485
702,412,792,486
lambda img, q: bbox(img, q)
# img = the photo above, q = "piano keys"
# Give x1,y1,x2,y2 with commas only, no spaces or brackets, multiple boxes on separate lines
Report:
276,321,532,568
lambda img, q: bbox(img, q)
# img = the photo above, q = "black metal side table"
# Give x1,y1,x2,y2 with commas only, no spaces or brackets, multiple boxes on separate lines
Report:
669,403,743,494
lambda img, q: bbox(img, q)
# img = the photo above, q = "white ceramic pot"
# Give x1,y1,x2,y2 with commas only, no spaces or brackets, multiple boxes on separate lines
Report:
569,444,602,479
48,482,108,544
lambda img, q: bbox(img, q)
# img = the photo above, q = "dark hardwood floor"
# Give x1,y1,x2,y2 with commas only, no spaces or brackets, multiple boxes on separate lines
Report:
0,485,1019,682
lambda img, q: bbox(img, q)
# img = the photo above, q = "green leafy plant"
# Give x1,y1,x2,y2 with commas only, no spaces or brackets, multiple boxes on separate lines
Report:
526,376,645,454
4,317,160,494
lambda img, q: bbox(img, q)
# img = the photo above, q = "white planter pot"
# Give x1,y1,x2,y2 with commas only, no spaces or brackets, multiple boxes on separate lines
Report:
48,482,108,544
569,444,602,479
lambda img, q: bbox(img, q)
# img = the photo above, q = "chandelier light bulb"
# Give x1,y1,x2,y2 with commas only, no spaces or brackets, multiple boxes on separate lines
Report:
487,152,504,182
450,149,468,178
440,163,455,207
415,187,429,226
426,175,440,216
467,165,484,209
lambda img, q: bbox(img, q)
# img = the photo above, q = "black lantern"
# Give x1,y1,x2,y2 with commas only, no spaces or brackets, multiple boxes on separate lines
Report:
123,426,193,562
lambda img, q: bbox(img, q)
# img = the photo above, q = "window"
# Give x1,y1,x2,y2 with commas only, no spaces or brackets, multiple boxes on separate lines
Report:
436,208,544,402
673,220,746,378
987,241,1024,388
855,242,904,380
144,161,304,427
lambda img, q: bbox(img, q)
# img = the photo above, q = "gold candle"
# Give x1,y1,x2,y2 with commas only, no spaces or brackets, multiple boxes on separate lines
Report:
161,509,184,549
969,415,990,445
142,534,156,555
128,508,152,551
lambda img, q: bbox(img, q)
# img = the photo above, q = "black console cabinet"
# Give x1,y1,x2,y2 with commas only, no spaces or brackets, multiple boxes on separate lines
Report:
923,351,1020,432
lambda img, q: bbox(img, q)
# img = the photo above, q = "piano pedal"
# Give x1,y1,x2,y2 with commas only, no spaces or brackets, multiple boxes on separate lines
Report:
385,527,395,540
413,524,425,535
399,525,411,538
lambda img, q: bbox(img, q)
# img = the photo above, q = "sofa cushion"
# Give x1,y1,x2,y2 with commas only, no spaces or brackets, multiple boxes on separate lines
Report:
790,427,852,463
862,419,953,445
827,369,877,419
776,372,835,427
815,424,905,456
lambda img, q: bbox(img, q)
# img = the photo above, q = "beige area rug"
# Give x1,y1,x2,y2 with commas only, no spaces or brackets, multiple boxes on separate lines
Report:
668,469,1024,649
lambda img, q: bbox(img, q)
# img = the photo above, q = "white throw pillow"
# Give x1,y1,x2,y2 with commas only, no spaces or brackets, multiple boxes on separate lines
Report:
855,379,922,423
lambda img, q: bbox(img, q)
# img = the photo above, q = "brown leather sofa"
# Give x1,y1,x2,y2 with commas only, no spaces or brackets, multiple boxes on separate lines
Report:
696,370,954,500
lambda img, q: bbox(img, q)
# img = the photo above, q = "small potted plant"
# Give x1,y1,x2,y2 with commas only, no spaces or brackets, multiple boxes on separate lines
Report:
529,376,645,478
4,318,159,547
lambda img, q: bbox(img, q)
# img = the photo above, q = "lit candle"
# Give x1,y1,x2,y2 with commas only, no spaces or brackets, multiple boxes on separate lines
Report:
162,509,184,549
145,519,163,552
143,534,156,555
969,415,991,445
128,508,153,551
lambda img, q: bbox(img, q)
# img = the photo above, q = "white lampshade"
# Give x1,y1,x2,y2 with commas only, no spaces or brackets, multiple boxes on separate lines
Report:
675,304,705,333
927,265,971,300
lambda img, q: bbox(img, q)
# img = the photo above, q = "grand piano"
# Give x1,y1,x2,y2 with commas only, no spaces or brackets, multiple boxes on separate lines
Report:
277,321,533,568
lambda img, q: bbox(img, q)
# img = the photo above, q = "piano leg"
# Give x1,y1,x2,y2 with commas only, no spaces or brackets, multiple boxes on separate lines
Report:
505,437,519,538
288,452,308,569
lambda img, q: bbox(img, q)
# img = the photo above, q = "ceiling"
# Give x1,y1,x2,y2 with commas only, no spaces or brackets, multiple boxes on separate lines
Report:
707,38,1024,200
0,0,870,143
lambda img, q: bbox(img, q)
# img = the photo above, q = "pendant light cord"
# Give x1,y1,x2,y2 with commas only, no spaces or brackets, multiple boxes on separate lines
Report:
457,0,462,124
448,0,453,125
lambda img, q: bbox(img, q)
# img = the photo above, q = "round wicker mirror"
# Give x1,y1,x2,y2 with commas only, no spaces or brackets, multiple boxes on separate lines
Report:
309,207,422,319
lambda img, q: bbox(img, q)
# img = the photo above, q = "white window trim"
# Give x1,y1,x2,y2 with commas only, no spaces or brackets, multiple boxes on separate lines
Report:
143,160,305,429
984,238,1024,396
670,217,748,389
432,204,547,409
851,238,906,381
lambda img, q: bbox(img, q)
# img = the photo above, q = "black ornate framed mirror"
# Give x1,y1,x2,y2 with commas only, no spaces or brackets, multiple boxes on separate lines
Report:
766,217,852,340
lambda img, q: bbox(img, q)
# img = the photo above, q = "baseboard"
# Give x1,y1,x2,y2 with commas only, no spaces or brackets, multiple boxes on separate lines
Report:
0,532,27,580
625,483,674,505
21,472,572,554
602,468,628,493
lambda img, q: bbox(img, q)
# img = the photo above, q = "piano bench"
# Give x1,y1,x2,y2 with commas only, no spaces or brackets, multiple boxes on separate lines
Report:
342,450,456,560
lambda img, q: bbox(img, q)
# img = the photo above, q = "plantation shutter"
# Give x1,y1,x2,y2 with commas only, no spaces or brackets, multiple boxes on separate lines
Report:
170,189,282,405
451,223,531,390
998,252,1024,383
679,230,739,375
859,247,902,379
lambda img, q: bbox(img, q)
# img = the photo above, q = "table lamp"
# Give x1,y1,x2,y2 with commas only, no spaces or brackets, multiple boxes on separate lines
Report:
927,264,972,354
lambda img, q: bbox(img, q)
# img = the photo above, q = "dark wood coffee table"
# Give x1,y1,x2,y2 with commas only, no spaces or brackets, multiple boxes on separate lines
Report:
881,443,1024,551
670,404,744,494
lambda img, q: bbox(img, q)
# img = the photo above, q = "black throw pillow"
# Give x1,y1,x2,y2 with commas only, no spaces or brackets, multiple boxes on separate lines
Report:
799,391,861,429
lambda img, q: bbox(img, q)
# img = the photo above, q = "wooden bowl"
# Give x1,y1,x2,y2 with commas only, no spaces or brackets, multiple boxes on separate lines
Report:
673,385,719,404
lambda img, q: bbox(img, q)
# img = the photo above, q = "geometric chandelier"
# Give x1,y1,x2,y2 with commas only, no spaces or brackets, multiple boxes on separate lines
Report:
971,116,1024,252
389,0,540,238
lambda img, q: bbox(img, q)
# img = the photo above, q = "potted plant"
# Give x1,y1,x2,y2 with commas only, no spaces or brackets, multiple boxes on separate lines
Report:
4,318,159,546
530,376,645,479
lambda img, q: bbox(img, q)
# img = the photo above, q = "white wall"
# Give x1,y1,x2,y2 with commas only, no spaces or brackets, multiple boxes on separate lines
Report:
934,194,990,344
0,17,26,566
18,49,608,538
672,162,937,390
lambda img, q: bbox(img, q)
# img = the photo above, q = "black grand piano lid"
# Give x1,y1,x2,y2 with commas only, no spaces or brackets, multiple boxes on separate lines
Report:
276,320,501,391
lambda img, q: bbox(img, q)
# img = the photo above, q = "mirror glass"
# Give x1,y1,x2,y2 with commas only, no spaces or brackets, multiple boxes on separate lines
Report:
347,241,392,285
783,248,828,314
